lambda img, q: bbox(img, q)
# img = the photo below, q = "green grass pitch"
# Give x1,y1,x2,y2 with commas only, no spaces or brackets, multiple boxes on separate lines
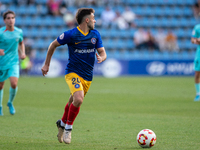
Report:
0,76,200,150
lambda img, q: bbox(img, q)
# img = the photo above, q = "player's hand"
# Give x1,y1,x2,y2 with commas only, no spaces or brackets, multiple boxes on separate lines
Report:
96,53,103,63
197,38,200,43
41,65,49,76
20,53,26,59
0,49,5,56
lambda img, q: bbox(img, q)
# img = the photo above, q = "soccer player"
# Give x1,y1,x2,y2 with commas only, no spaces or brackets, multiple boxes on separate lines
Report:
41,8,107,144
191,24,200,101
0,10,26,115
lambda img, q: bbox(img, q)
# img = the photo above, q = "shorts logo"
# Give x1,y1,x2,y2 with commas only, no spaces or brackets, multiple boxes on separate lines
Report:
75,84,80,88
59,33,64,40
91,38,96,44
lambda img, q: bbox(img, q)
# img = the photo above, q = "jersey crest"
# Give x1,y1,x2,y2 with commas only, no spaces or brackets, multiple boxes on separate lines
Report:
91,38,96,44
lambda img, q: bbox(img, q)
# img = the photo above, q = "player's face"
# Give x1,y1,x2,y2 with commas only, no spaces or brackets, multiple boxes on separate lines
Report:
4,13,15,28
87,13,96,30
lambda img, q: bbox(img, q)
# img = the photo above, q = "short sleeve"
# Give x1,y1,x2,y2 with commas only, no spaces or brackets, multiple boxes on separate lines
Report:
192,26,198,38
19,29,23,42
57,30,71,45
95,31,103,49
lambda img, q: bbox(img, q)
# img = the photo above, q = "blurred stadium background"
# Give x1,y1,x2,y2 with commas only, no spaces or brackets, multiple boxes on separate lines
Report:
0,0,198,77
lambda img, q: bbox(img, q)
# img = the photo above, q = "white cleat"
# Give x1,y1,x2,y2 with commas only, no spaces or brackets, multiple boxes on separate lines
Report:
63,129,72,144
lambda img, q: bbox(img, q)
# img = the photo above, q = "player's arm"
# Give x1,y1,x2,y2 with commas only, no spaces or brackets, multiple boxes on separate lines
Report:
191,37,199,44
192,38,200,44
18,41,26,59
0,49,4,55
96,47,107,63
41,39,61,76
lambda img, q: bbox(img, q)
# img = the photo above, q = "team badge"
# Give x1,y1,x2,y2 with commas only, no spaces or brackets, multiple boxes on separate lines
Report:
91,38,96,44
75,84,80,88
59,33,64,40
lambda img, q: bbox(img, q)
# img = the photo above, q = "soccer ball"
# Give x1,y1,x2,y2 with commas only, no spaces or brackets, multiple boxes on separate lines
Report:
137,129,156,148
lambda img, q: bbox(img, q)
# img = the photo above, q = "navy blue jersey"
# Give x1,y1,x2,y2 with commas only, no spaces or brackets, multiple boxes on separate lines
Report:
57,26,103,81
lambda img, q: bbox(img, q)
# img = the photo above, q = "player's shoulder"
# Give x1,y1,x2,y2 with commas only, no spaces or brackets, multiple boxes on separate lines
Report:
194,24,200,30
64,27,78,35
14,26,23,33
58,27,78,43
60,27,78,39
90,29,101,38
90,29,100,35
0,26,6,33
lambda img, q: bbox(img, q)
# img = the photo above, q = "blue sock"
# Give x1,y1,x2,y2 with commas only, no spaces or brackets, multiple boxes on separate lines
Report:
0,89,3,107
8,87,18,104
195,83,200,95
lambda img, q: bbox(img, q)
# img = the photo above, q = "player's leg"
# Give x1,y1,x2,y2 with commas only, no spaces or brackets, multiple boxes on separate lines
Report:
58,73,91,144
7,76,18,114
66,90,83,130
56,72,83,143
0,81,5,116
61,95,73,124
7,65,19,114
56,95,73,143
61,73,86,144
63,90,83,144
193,58,200,101
194,71,200,101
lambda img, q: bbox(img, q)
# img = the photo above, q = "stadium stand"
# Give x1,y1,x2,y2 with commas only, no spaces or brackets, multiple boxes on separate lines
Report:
0,0,198,60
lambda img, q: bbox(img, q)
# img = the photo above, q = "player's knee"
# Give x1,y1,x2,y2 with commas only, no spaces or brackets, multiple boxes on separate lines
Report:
0,85,3,90
0,82,5,90
11,83,17,89
72,91,84,107
73,97,83,107
195,72,200,79
76,98,83,106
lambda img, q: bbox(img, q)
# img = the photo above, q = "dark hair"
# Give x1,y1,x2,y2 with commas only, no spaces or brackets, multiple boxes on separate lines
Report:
3,10,15,20
75,8,94,25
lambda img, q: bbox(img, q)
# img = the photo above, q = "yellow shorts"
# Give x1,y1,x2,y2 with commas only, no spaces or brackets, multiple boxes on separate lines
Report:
65,72,92,96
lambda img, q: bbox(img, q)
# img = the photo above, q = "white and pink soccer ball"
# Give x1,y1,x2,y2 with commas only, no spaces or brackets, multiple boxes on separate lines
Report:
137,129,156,148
